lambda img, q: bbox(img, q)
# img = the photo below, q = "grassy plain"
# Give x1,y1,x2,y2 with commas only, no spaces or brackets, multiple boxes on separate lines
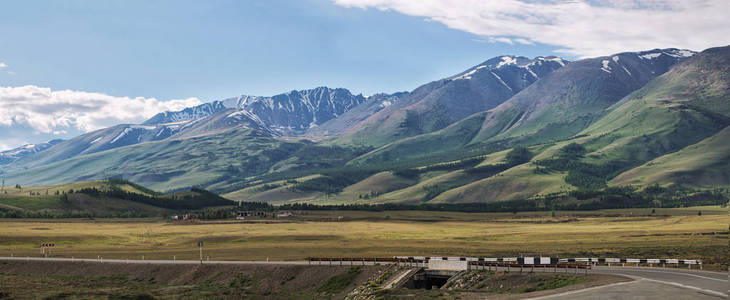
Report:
0,207,727,268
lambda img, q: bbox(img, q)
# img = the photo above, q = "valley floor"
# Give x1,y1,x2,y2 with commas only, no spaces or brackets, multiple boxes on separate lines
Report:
0,206,727,270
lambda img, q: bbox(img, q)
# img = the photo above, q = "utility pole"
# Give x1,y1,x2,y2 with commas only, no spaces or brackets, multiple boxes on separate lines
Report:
198,241,203,264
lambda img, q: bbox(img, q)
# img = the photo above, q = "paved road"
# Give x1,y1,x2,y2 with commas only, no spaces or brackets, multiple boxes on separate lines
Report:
528,279,726,300
590,266,727,298
1,257,726,298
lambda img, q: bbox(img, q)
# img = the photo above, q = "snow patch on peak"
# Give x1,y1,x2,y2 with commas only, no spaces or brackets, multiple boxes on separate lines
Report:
523,65,538,78
227,109,265,125
621,65,632,76
639,52,663,60
538,56,567,67
496,56,517,68
601,60,612,73
665,49,696,58
490,71,513,91
453,65,487,80
612,56,620,63
110,128,132,144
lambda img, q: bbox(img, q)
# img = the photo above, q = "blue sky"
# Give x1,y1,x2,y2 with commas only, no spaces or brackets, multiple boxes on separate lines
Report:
1,0,728,150
0,0,556,100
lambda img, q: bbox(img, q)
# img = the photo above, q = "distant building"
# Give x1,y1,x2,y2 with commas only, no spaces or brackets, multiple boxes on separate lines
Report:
172,213,198,220
276,211,293,218
237,211,267,219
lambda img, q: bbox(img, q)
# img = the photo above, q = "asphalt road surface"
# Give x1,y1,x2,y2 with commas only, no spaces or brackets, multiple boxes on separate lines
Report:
1,257,726,298
590,266,727,298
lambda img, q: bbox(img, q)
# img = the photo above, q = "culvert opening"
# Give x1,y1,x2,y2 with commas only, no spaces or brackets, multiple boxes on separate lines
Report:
404,270,456,290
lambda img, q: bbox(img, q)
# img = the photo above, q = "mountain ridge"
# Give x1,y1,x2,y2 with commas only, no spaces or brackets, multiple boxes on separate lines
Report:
3,47,727,206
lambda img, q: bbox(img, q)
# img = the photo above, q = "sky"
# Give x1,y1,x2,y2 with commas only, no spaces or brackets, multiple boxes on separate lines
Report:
1,0,728,150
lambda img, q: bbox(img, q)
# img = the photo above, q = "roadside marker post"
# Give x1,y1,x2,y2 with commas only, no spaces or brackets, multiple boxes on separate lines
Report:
198,241,203,264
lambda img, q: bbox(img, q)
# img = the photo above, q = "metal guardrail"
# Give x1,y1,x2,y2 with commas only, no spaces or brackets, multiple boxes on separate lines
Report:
307,256,703,270
393,256,702,266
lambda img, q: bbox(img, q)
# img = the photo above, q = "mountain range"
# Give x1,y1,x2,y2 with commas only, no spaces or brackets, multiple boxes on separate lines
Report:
2,46,728,205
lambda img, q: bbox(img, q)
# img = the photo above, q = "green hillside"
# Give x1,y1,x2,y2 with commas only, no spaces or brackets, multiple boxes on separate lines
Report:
0,179,234,217
3,48,729,207
611,126,730,188
576,46,730,182
1,128,370,193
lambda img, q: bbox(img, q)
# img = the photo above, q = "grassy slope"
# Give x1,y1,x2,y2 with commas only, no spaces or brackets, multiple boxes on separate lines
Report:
308,171,419,204
611,126,730,188
470,52,677,145
0,129,312,193
432,142,573,203
579,46,730,172
435,46,730,203
222,174,321,202
0,180,169,215
346,111,488,167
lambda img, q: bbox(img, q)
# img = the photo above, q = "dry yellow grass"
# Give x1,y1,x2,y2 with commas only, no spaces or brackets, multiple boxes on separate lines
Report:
0,208,727,268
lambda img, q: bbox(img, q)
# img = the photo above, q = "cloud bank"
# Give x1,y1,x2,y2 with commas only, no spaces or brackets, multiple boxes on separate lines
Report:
0,85,202,135
333,0,730,58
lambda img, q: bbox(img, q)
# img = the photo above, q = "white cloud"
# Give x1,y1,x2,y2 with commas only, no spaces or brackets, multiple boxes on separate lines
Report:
0,85,202,134
489,37,514,45
333,0,730,58
0,62,7,68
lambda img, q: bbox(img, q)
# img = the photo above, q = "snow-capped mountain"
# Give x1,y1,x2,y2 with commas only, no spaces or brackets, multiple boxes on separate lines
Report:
4,87,367,169
306,91,409,137
220,87,367,134
0,139,64,165
144,101,228,125
468,48,697,144
451,55,568,90
337,55,570,146
144,87,367,136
